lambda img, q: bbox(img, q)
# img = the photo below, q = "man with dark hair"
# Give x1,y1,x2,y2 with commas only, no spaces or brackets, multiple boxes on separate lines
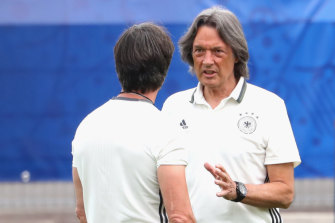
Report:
162,6,301,222
72,22,195,223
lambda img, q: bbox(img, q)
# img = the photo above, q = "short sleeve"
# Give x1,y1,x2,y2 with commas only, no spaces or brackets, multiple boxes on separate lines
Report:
155,114,188,168
71,138,78,167
264,99,301,167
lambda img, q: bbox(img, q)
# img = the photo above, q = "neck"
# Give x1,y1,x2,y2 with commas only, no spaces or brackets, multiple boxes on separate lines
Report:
202,77,238,109
119,90,158,104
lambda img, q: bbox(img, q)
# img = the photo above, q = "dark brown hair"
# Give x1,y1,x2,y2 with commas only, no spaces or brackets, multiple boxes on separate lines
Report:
114,22,175,93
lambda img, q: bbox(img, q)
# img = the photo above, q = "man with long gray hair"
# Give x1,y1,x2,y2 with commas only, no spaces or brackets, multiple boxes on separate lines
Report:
162,6,301,222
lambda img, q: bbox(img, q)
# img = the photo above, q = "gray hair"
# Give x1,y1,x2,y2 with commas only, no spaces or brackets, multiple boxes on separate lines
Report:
179,6,249,79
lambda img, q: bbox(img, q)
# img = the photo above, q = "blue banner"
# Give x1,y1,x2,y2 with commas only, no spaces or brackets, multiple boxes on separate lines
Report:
0,0,334,180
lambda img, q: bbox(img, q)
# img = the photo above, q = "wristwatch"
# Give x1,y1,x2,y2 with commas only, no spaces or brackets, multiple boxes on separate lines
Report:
232,181,247,202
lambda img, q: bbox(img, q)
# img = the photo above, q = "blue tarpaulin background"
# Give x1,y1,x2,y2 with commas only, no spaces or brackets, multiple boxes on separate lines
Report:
0,0,334,181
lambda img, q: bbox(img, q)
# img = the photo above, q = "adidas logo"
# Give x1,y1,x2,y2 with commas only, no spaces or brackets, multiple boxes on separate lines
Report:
180,119,188,129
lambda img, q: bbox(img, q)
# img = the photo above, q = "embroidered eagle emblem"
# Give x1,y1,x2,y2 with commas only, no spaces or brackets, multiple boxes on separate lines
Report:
237,112,258,134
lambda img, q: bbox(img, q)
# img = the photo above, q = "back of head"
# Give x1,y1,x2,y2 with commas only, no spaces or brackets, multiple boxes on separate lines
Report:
114,22,175,93
179,6,249,79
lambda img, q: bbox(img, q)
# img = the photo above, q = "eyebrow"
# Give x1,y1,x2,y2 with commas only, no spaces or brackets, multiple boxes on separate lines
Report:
193,45,225,51
193,45,203,49
212,46,224,50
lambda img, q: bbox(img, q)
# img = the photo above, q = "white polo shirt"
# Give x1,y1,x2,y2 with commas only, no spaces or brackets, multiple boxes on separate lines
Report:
162,77,301,223
72,98,188,223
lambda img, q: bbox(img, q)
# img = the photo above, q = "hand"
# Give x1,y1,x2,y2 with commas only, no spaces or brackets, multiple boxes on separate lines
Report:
79,216,87,223
204,162,237,200
76,207,87,223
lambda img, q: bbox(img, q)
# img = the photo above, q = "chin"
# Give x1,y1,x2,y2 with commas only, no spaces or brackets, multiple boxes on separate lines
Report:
201,79,217,86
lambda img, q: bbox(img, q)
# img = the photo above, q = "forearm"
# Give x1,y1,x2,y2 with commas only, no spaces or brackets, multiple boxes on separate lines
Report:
242,181,294,209
76,207,87,223
158,165,196,223
169,212,196,223
242,163,295,209
72,167,87,222
205,162,295,209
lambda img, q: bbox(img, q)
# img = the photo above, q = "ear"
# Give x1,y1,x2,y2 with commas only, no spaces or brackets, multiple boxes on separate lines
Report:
233,53,238,63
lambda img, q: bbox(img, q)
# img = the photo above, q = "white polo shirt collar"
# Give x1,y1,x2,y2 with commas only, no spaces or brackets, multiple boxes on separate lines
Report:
189,77,247,106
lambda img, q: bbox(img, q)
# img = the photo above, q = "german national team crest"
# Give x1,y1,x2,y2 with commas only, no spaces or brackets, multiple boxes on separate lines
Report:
238,113,258,134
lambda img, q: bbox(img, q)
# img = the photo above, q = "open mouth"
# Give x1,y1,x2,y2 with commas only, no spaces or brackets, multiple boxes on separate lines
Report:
203,70,216,77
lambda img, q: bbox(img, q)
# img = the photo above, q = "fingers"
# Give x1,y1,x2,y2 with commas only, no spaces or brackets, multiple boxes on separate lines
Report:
216,191,229,197
204,163,230,180
204,162,217,178
214,164,233,182
214,167,228,181
214,164,227,173
204,163,236,199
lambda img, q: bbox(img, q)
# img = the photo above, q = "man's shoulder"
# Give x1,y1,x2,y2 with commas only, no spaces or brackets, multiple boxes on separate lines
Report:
82,100,113,120
246,82,284,104
74,100,118,134
163,87,196,109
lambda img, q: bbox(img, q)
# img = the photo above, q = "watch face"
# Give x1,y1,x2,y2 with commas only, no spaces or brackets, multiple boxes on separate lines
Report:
233,181,247,202
239,183,247,195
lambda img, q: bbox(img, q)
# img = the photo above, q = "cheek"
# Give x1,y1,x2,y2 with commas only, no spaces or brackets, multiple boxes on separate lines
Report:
218,60,235,71
193,58,202,68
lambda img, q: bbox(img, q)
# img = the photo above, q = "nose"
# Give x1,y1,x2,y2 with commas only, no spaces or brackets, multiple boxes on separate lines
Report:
203,50,214,65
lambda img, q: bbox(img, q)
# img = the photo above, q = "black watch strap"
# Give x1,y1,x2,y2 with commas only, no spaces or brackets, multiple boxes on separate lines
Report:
232,181,247,202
